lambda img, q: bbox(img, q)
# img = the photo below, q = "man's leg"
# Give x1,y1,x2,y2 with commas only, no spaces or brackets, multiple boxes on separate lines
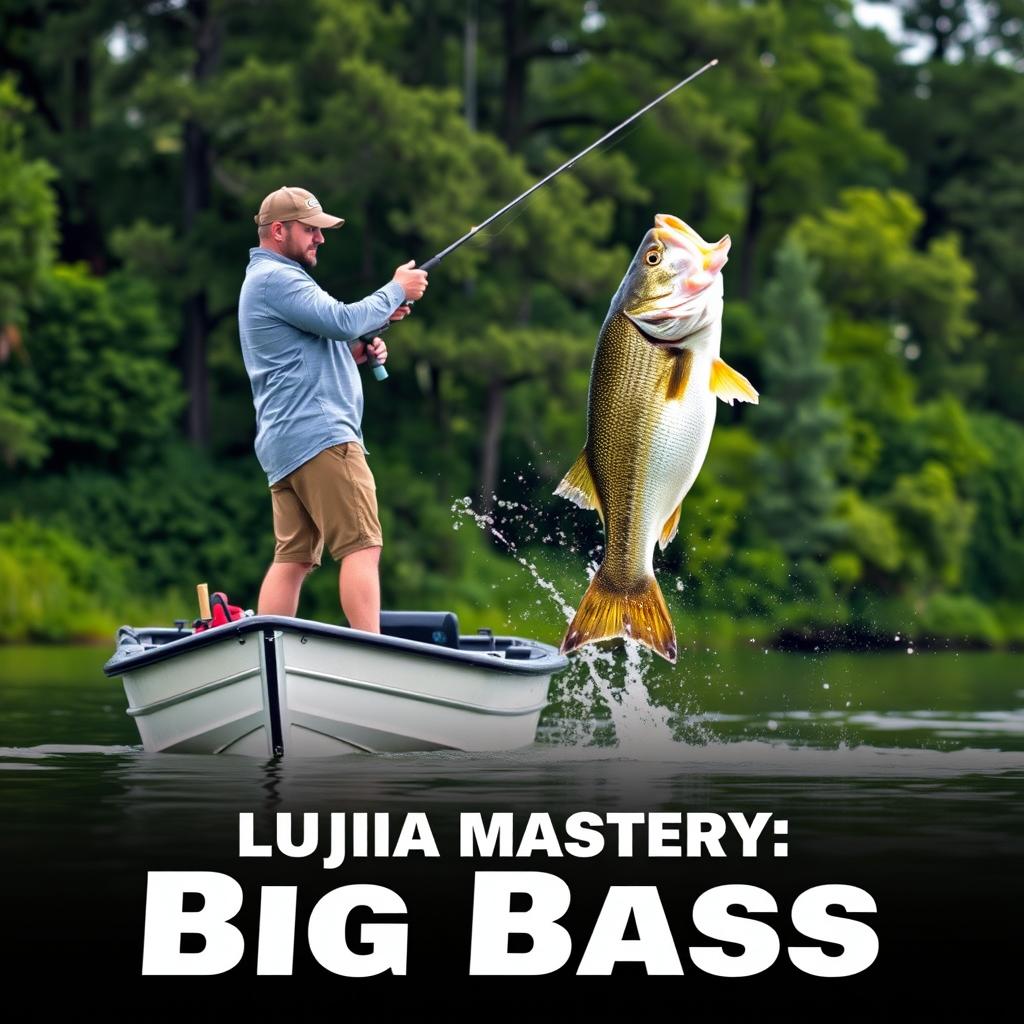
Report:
340,546,381,633
258,561,313,616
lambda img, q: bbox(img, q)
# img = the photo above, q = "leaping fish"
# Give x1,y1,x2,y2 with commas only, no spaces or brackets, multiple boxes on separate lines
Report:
556,213,758,662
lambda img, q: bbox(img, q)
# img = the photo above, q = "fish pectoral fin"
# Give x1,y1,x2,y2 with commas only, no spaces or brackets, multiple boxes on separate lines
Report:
665,349,693,401
554,450,604,522
710,358,759,406
659,503,682,551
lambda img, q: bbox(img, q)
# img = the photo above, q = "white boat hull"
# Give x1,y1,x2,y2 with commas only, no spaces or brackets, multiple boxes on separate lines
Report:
107,616,564,757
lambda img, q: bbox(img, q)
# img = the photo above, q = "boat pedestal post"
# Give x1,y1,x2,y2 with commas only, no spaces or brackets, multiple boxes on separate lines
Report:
259,629,288,757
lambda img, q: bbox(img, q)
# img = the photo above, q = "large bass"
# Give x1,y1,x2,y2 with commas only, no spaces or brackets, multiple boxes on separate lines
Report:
556,213,758,662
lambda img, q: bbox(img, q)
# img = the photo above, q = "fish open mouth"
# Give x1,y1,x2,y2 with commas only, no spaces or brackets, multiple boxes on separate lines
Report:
655,213,714,251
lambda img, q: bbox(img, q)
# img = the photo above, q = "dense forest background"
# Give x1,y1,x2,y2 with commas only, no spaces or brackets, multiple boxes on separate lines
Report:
1,0,1022,649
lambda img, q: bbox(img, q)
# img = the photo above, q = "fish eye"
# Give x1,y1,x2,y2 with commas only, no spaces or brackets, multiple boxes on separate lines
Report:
645,248,662,266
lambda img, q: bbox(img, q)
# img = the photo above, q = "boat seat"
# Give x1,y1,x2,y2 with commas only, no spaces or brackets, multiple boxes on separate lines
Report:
380,611,460,649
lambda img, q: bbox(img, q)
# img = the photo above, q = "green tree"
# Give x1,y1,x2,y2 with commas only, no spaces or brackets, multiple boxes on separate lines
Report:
0,76,59,468
893,0,1024,62
964,414,1024,601
4,266,184,471
751,238,844,559
885,460,974,592
794,187,978,397
854,23,1024,420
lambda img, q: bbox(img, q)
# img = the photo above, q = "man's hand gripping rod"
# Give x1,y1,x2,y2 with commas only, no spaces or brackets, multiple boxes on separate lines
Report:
362,58,719,381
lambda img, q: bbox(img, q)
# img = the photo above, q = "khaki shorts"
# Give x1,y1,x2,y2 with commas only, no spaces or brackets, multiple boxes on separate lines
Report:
270,443,383,565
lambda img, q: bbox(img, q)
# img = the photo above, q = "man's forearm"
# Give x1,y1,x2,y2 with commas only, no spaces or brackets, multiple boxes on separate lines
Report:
270,271,405,341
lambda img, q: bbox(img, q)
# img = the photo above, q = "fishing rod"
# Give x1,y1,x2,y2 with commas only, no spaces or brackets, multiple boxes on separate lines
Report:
364,58,719,381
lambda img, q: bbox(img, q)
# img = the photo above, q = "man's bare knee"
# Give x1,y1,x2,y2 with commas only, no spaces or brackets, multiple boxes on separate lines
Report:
341,546,381,567
259,560,316,617
272,560,314,575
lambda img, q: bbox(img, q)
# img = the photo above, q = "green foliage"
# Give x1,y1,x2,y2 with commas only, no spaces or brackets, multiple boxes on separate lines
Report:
0,450,270,605
109,220,180,284
0,381,49,469
963,414,1024,601
0,520,131,642
751,238,845,558
918,594,1003,648
0,76,59,329
992,605,1024,649
834,490,902,577
826,317,917,482
884,461,974,591
794,188,979,395
886,397,990,487
0,0,1021,650
850,37,1024,414
0,76,60,469
2,265,184,471
675,427,760,582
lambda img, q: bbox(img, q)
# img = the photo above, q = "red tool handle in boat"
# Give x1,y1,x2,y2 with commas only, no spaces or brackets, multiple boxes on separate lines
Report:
194,592,245,632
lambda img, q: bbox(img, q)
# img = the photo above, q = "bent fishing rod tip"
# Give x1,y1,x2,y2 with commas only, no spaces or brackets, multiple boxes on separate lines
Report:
366,57,719,384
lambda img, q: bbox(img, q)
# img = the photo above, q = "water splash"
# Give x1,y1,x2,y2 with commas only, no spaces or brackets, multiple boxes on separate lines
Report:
451,494,689,751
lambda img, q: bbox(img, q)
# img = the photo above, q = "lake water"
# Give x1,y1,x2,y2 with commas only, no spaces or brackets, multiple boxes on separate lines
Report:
2,642,1021,1007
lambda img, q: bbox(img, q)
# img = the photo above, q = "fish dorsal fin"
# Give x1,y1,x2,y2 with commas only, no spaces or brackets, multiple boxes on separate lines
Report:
665,349,693,402
554,450,604,522
710,358,759,405
659,503,682,551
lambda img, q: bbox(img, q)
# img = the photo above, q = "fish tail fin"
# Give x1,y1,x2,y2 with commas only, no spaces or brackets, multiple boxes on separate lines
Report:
561,567,677,663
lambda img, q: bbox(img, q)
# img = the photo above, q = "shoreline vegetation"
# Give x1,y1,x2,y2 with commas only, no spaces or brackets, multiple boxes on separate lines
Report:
2,3,1022,654
1,516,1019,652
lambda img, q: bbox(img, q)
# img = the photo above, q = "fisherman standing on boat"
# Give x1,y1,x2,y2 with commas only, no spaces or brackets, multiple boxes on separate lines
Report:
239,186,428,632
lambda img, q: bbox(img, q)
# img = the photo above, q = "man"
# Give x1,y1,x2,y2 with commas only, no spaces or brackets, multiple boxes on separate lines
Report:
238,185,428,632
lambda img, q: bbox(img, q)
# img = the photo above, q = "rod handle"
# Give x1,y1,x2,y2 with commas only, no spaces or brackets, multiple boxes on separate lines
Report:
361,318,396,381
363,257,435,380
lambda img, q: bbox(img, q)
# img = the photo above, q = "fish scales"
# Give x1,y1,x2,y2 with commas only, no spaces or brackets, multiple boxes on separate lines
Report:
589,313,677,585
556,213,758,662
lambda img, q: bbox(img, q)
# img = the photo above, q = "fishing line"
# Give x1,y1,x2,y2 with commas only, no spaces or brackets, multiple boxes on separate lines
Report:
460,116,651,251
362,59,719,378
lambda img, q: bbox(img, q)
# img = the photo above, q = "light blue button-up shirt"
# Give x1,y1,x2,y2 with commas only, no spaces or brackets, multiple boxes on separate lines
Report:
238,247,406,485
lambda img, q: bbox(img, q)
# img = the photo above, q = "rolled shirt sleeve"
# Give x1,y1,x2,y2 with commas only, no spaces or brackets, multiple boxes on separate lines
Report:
268,271,406,341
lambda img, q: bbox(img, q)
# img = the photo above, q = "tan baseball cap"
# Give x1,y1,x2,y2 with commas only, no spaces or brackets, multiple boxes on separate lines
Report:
254,186,344,229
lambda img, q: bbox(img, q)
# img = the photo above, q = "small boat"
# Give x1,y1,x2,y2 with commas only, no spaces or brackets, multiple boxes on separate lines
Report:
104,611,567,757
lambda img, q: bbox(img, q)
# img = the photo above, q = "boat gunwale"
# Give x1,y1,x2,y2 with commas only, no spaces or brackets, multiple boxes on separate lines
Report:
103,615,568,678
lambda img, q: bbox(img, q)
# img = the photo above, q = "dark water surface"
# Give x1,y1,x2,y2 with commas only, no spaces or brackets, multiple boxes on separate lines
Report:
1,644,1021,1009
